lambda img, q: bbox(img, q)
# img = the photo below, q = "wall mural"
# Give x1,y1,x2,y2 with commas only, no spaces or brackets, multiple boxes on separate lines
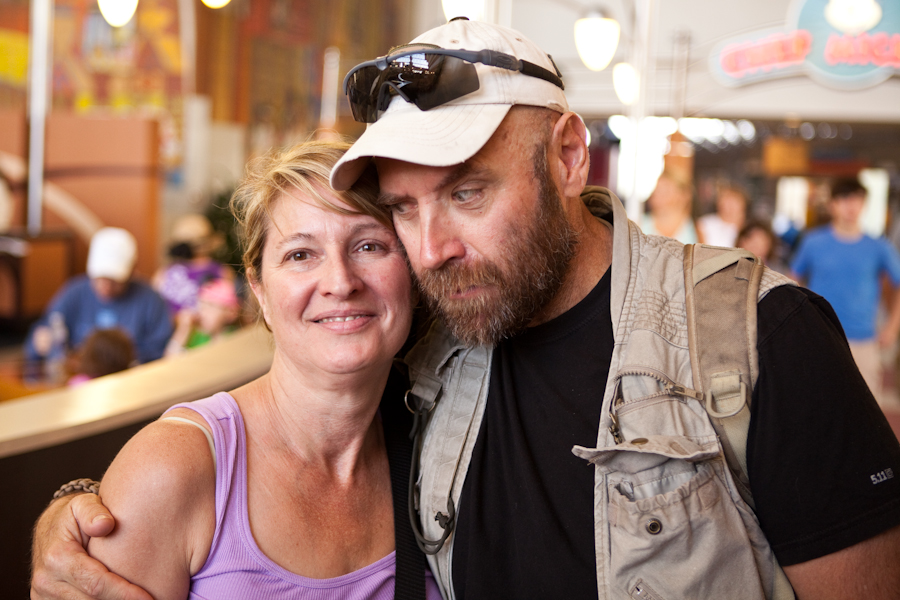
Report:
0,0,409,172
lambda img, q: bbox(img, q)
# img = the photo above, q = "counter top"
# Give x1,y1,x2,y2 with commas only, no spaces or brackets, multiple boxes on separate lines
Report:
0,324,273,458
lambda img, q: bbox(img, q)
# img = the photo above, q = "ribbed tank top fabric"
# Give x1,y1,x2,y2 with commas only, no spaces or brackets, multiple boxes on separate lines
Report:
165,392,440,600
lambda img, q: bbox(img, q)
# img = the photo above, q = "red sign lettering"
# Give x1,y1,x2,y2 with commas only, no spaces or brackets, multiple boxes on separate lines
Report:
720,30,812,78
825,33,900,67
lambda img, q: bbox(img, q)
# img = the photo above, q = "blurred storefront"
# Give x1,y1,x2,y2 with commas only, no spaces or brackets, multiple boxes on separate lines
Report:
0,0,411,327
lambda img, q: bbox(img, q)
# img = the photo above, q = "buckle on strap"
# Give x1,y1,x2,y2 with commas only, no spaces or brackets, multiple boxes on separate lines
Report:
407,371,442,413
704,371,748,419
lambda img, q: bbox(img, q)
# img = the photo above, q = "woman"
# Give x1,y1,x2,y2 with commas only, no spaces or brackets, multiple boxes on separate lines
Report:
642,169,699,244
86,141,440,599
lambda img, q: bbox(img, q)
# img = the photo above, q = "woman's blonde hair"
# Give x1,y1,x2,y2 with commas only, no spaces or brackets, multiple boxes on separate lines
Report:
229,140,385,282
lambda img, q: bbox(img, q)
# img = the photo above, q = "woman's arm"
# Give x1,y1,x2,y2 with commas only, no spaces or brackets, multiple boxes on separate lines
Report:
87,415,216,599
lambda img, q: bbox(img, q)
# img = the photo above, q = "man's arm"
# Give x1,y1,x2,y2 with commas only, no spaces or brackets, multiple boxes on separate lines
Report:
24,281,74,361
751,286,900,596
878,281,900,347
135,288,175,362
878,241,900,348
783,523,900,599
31,493,152,600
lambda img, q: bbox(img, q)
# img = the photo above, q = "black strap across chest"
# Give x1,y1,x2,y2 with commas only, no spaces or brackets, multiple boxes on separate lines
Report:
381,366,428,600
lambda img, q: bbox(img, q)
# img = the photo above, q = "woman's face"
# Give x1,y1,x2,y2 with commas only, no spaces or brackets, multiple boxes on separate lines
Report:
648,176,690,213
250,190,413,377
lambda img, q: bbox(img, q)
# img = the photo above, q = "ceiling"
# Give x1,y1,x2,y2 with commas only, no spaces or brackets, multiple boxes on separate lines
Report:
411,0,900,123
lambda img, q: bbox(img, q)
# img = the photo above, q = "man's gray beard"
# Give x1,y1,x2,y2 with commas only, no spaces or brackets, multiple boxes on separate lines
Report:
415,150,579,347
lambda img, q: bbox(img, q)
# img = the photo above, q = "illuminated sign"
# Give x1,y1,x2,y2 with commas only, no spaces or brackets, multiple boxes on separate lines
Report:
711,0,900,89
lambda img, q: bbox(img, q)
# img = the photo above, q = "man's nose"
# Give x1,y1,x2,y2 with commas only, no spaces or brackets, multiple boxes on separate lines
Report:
418,211,465,271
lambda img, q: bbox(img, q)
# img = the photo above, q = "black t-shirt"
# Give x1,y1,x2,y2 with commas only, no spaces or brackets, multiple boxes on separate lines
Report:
451,272,900,599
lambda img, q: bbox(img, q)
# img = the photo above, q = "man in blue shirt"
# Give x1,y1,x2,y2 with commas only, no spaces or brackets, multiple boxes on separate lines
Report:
792,177,900,404
25,227,173,366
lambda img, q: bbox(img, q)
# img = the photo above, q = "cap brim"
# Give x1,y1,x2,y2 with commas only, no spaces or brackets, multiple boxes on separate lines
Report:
331,102,511,191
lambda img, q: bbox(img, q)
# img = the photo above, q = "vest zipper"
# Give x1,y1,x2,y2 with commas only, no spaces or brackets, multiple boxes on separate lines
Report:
607,368,703,444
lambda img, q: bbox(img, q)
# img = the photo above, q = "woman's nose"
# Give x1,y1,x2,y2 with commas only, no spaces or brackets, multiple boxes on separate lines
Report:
320,255,363,298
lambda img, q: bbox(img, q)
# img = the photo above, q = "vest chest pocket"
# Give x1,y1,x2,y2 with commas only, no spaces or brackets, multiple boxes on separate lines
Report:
579,373,770,598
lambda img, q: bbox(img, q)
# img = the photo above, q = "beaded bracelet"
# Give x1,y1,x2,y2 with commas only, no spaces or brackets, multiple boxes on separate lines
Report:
52,478,100,500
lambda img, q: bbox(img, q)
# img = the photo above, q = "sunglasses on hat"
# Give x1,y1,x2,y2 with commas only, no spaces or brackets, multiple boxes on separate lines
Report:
343,43,565,124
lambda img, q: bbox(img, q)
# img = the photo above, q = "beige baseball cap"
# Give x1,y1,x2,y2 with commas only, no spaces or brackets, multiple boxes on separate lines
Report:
330,19,568,191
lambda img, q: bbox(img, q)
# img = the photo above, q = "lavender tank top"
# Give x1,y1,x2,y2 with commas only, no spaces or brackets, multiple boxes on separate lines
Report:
166,393,442,600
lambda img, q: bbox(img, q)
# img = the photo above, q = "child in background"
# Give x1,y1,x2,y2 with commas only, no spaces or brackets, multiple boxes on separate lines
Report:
165,278,241,356
736,220,790,274
153,214,235,316
67,329,136,386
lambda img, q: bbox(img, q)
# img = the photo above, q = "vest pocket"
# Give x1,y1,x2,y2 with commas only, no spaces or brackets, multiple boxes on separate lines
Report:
605,453,767,598
583,374,770,598
579,419,768,597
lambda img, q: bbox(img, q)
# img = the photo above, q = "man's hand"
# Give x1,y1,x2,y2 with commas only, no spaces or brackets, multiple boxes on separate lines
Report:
31,326,53,357
31,493,152,600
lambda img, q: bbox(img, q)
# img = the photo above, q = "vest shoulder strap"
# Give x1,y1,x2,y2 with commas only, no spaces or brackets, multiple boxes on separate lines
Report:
683,244,762,508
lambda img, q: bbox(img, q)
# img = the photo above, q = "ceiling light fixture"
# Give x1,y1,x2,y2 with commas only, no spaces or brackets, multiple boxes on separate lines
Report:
98,0,138,27
574,11,620,71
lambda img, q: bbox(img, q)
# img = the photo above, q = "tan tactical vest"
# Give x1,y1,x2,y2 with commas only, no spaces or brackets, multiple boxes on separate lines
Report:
405,187,796,600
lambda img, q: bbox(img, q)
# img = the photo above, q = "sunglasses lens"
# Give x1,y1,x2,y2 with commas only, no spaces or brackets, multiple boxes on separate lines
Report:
346,52,480,123
346,66,381,123
412,54,479,111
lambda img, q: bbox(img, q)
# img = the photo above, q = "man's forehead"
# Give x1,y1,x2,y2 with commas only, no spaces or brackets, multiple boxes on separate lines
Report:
375,158,491,197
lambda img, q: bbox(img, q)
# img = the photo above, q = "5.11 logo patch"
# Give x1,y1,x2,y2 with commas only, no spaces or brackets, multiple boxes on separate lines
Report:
871,468,895,485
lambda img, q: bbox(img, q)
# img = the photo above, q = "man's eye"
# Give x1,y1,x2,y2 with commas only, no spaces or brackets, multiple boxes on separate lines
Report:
453,189,480,204
359,242,381,252
387,199,416,216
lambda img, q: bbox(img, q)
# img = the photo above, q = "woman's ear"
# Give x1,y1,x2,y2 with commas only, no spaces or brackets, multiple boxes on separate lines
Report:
551,112,590,198
247,272,271,330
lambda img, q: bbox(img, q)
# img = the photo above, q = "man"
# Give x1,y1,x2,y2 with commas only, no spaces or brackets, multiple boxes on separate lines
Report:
31,19,900,600
25,227,173,366
791,177,900,405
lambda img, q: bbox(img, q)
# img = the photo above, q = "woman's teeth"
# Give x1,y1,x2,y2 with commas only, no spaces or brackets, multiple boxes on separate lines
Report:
318,315,363,323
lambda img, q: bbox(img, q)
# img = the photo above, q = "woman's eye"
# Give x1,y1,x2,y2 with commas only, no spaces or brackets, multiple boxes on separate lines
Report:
288,251,310,261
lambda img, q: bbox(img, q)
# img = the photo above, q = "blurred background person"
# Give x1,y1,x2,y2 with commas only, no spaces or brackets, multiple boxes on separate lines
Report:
24,227,173,369
737,219,789,274
791,177,900,405
698,183,748,247
642,169,699,243
165,278,242,356
67,328,136,387
153,213,236,317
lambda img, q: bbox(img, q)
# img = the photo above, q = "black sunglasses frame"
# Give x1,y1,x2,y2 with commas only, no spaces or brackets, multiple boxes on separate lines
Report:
343,46,564,123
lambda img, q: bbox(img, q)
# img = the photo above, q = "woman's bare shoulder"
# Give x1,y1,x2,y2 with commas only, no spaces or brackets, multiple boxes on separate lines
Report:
87,415,217,598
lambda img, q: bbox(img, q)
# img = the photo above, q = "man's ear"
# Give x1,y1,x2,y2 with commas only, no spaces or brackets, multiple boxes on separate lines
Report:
551,112,590,198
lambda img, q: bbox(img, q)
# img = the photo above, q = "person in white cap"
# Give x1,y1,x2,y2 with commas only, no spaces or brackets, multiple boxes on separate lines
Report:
25,227,173,366
29,18,900,600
